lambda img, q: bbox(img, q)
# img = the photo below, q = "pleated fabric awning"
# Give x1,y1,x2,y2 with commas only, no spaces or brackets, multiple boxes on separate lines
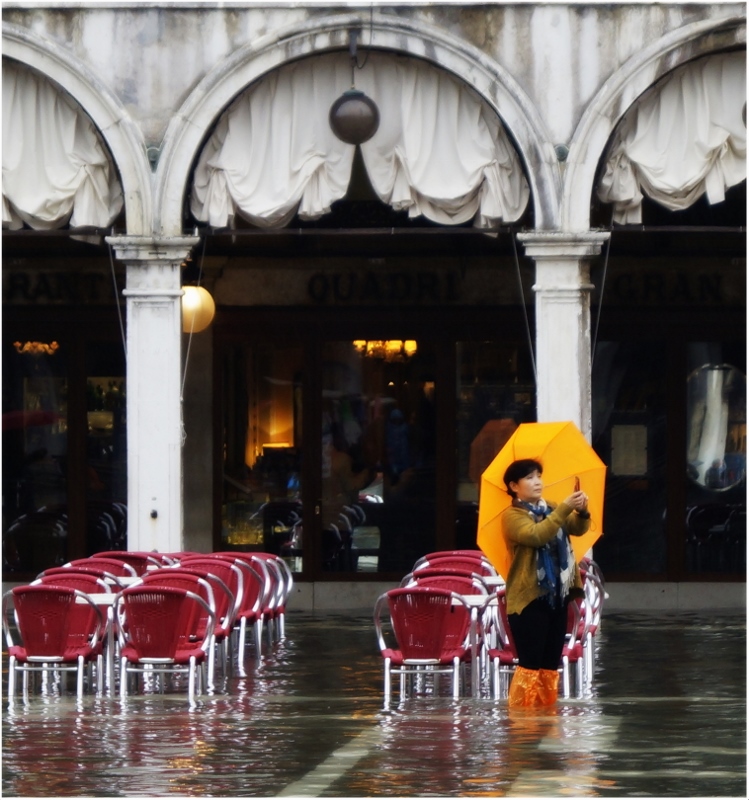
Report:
2,60,123,230
190,52,530,229
598,51,746,224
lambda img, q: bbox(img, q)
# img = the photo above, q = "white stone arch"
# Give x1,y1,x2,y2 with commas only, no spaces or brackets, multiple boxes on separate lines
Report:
155,11,559,237
562,15,746,231
2,22,153,235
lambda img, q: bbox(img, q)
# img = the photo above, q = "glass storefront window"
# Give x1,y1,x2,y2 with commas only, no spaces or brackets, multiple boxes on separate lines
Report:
455,341,536,550
321,340,436,574
592,341,668,575
3,337,69,573
684,343,746,574
221,343,303,571
85,341,127,553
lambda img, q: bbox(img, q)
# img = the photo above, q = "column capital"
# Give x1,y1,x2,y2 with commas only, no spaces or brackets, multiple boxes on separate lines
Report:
105,235,200,265
517,231,610,260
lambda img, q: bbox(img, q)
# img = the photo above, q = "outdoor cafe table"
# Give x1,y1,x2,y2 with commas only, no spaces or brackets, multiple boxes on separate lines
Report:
454,593,498,698
76,592,118,695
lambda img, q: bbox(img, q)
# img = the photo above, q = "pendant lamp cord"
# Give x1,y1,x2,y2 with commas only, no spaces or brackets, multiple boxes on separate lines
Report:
512,232,537,384
180,232,208,445
107,237,127,360
591,212,614,369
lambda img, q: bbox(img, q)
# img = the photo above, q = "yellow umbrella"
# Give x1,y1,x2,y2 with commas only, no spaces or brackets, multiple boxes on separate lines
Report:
477,421,607,578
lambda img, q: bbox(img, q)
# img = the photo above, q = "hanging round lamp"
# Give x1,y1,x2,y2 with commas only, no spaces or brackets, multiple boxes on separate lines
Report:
329,28,380,145
181,285,215,333
329,89,380,145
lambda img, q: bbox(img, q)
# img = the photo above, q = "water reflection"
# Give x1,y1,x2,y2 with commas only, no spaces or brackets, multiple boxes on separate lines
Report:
3,612,745,798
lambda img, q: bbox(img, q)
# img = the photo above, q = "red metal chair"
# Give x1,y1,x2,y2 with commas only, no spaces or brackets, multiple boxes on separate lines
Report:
139,569,228,688
3,585,105,700
487,589,519,699
204,554,270,659
178,556,243,666
250,552,294,641
374,587,474,705
117,586,215,704
561,599,586,699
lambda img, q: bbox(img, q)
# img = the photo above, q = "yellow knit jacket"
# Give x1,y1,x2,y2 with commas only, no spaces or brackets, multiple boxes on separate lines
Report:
501,500,590,615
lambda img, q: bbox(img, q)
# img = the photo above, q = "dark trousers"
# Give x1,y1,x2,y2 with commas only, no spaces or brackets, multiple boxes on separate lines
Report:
508,597,569,671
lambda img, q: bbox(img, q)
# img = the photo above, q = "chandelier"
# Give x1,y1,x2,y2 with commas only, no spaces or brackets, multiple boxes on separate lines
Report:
13,341,60,356
353,340,417,362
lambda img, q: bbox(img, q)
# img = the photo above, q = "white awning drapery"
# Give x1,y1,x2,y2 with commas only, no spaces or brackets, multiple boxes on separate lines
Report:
190,52,530,229
2,60,123,231
597,51,746,224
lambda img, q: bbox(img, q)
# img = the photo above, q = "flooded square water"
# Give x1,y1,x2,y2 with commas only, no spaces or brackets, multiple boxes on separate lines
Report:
2,611,746,797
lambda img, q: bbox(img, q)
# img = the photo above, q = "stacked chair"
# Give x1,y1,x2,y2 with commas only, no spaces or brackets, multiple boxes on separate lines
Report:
374,548,606,705
3,548,296,704
375,549,499,706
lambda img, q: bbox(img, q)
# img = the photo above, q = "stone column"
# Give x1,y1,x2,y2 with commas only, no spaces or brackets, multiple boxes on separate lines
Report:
106,235,199,553
517,232,609,440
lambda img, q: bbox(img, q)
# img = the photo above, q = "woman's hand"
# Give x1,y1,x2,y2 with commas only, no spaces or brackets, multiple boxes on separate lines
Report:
563,490,589,511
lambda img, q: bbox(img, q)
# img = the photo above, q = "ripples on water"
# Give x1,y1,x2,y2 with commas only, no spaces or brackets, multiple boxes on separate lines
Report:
2,612,745,797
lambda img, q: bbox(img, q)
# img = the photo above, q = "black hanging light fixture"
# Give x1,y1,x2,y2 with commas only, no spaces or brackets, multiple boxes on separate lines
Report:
329,29,380,145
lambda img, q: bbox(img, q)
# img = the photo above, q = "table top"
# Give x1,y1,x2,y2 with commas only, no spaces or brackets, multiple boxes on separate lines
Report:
76,593,117,605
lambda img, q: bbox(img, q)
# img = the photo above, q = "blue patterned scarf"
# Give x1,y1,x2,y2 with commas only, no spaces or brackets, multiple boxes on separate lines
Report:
516,499,575,608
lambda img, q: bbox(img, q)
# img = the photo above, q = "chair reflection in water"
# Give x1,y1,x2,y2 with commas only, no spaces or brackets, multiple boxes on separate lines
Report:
374,587,474,706
2,585,105,701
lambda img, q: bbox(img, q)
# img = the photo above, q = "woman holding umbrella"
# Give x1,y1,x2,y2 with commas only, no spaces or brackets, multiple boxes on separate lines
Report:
501,458,590,707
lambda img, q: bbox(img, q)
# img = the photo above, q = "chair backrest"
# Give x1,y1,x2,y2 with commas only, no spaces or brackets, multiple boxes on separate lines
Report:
118,586,213,659
93,551,163,573
415,550,489,567
251,552,294,607
178,556,243,630
401,567,483,587
140,570,216,640
408,574,486,597
494,589,518,655
38,565,127,589
5,585,103,660
66,557,138,578
209,553,270,618
33,571,110,594
415,556,497,578
386,587,469,661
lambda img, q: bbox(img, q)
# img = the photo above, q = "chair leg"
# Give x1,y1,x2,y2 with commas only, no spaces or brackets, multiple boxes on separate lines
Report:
206,639,215,690
238,618,247,655
120,658,128,699
452,657,460,699
576,658,584,698
77,656,85,699
7,655,16,700
383,657,391,707
561,656,571,698
188,656,196,704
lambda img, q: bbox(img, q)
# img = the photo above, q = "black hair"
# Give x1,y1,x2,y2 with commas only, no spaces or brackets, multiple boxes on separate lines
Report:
503,459,543,498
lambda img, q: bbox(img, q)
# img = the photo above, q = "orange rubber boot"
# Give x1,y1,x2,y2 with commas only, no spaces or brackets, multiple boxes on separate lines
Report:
537,669,559,706
508,666,539,707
